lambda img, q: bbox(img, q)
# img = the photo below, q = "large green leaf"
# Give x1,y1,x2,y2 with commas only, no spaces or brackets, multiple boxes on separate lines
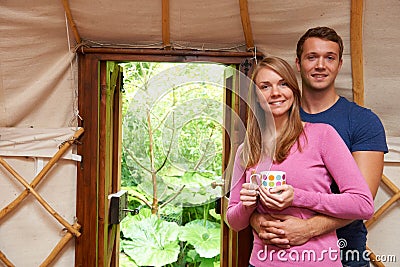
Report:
119,252,138,267
120,207,151,226
121,213,181,266
179,220,220,258
199,258,219,267
162,171,222,206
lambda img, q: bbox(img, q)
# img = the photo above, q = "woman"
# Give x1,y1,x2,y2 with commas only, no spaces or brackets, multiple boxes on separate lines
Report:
226,56,374,266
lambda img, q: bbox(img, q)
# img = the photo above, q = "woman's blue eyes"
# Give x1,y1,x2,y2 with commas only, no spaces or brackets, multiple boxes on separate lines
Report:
259,83,288,90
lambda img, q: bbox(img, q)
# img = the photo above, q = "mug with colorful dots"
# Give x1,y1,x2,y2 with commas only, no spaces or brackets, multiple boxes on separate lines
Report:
250,171,286,190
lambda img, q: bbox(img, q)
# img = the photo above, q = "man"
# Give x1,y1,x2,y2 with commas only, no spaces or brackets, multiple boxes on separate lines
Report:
250,26,388,266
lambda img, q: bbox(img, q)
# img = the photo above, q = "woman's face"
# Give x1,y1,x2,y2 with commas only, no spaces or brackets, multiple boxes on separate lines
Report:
254,67,294,120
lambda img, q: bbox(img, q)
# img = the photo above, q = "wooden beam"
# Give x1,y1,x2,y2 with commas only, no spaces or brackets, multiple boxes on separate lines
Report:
81,47,262,57
239,0,255,51
350,0,364,106
97,60,108,267
75,53,99,267
162,0,171,49
79,47,264,64
61,0,82,44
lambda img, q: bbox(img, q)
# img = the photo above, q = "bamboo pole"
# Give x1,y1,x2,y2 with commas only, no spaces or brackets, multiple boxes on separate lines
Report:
365,192,400,228
39,222,81,267
162,0,171,48
0,157,81,237
365,175,400,228
239,0,255,50
0,250,15,267
350,0,365,106
364,173,400,266
381,174,400,193
367,245,386,267
61,0,82,44
0,127,84,221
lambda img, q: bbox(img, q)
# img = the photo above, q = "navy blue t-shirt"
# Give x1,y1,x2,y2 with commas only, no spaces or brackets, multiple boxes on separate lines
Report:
300,96,388,154
300,96,388,265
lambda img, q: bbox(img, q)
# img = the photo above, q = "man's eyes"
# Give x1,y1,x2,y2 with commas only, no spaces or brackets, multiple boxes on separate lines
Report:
306,55,336,61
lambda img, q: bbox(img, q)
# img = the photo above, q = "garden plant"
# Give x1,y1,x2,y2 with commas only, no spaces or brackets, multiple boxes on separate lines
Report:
119,62,227,267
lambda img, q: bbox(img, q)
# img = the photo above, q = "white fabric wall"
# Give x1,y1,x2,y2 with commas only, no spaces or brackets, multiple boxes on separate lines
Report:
0,128,79,266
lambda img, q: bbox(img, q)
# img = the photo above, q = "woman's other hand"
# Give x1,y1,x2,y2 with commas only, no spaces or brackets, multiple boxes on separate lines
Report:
240,183,259,208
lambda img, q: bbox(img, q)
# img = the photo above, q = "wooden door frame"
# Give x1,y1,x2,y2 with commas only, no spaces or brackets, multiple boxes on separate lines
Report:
220,58,256,267
76,48,261,266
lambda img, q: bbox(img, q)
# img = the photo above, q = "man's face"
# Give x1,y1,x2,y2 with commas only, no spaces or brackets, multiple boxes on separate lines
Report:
296,37,343,92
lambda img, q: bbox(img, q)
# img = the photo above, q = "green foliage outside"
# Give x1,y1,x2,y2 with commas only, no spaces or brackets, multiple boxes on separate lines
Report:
119,61,226,267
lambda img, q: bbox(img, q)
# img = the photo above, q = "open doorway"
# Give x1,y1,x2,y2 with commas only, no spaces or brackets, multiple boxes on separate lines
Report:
76,51,257,267
119,61,226,266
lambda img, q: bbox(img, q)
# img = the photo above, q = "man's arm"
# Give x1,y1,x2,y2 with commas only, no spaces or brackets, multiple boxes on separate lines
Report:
251,151,384,246
250,212,351,247
352,151,384,199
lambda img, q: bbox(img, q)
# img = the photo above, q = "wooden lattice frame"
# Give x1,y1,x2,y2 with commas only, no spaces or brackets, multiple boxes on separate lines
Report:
366,174,400,267
350,2,398,265
0,128,84,267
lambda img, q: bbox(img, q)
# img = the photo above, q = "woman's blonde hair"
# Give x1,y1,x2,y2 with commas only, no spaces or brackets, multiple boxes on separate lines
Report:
241,56,305,167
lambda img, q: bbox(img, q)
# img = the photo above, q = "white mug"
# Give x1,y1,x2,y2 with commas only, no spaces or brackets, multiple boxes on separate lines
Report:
250,171,286,189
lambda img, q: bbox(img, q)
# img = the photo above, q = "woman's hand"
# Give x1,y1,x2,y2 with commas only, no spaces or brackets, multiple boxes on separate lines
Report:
258,184,294,210
240,183,259,208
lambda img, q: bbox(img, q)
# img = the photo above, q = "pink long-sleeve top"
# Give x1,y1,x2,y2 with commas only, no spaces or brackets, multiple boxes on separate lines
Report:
226,123,374,266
